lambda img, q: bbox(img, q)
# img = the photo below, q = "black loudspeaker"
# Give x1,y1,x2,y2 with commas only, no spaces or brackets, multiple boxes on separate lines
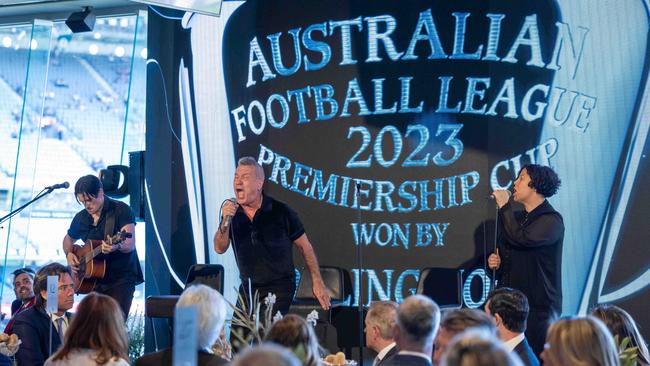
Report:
100,165,129,198
65,7,96,33
129,151,145,220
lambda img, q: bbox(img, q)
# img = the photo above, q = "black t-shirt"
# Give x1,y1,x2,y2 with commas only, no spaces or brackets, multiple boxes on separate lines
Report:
231,194,305,286
68,197,143,286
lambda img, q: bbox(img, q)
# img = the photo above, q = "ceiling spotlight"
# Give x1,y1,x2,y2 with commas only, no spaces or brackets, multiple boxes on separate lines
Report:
65,7,96,33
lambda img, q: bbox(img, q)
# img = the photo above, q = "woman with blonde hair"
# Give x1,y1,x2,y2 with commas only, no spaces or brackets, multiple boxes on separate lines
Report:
591,304,650,366
45,292,129,366
264,314,322,366
541,316,620,366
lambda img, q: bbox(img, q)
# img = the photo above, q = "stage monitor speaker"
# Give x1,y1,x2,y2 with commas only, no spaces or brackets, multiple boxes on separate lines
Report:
100,165,129,198
65,7,96,33
129,151,145,220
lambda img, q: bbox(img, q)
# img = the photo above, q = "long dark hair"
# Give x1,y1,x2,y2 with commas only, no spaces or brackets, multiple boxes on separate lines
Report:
51,292,129,364
591,304,650,366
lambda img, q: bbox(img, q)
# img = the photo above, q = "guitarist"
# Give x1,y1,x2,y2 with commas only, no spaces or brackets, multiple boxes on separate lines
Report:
62,175,144,320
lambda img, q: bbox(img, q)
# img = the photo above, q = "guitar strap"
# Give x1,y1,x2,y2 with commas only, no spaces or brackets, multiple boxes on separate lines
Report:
104,200,116,240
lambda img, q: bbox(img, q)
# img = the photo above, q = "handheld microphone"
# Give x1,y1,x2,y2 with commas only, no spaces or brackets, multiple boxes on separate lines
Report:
488,189,512,200
46,182,70,190
223,198,237,227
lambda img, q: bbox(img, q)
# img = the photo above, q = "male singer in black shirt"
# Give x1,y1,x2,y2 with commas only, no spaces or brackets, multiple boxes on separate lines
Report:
63,175,144,319
214,157,331,314
488,164,564,357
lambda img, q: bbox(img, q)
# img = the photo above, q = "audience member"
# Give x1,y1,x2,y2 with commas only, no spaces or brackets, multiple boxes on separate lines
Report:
11,267,36,315
432,309,496,366
541,316,620,366
365,301,399,366
12,262,75,366
441,329,524,366
45,292,129,365
264,314,322,366
383,294,440,366
135,284,228,366
231,344,302,366
485,288,539,366
591,304,650,366
4,267,36,333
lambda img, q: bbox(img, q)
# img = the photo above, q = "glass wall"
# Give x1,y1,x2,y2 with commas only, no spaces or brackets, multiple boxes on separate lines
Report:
0,12,147,322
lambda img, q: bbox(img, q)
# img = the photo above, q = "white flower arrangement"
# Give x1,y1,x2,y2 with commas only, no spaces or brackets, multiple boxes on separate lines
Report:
227,286,284,349
306,310,319,327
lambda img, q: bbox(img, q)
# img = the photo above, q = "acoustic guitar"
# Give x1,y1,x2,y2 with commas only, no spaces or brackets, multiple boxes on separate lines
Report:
72,231,132,294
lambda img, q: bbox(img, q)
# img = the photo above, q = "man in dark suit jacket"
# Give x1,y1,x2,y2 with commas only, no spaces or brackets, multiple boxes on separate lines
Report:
12,263,75,366
383,295,440,366
365,301,399,366
485,288,540,366
5,267,36,334
136,284,229,366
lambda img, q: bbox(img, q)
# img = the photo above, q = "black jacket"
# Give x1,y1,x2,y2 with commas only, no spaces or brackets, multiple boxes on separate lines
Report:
11,306,71,366
383,353,432,366
513,338,540,366
135,348,229,366
497,200,564,313
376,344,399,366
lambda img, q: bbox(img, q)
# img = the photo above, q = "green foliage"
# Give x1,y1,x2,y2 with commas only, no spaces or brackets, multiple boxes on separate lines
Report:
616,335,639,366
126,306,145,362
226,287,277,350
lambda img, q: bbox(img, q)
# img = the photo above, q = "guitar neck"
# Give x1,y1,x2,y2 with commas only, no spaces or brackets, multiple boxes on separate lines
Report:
82,240,118,263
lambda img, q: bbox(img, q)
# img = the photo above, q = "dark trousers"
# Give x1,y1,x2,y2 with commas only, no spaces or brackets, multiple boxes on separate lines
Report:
525,309,558,358
96,281,136,321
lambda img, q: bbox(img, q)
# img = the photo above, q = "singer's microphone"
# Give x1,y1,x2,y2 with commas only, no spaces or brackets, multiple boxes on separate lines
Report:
488,189,512,200
223,198,237,227
46,182,69,190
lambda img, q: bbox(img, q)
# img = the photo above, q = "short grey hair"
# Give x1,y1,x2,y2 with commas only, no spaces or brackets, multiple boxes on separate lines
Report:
238,156,265,180
231,344,302,366
367,301,399,340
176,284,227,350
397,294,440,346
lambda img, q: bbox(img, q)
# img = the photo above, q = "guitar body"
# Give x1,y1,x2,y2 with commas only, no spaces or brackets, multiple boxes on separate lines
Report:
72,239,106,294
70,231,131,294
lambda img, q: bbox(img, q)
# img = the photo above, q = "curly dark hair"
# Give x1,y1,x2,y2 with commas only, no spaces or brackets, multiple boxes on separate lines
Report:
520,164,561,198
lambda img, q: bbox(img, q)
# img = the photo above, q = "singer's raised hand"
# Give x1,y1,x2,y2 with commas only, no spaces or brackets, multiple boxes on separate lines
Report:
214,199,238,253
221,199,238,226
488,249,501,270
491,190,511,208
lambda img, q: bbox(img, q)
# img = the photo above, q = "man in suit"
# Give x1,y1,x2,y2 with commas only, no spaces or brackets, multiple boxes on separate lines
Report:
383,295,440,366
485,288,539,366
432,309,496,366
4,267,36,334
12,263,75,366
136,284,229,366
365,301,399,366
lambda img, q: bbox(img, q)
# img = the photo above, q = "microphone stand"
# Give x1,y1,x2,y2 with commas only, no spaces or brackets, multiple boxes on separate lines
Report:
0,187,57,226
491,203,499,291
355,183,364,366
0,186,58,313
